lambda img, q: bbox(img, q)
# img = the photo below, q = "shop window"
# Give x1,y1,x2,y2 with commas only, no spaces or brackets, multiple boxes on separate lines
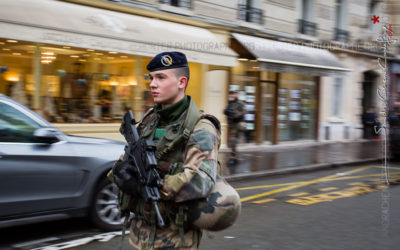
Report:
261,81,275,143
0,40,33,106
0,38,149,124
278,73,317,141
228,82,257,143
231,60,258,143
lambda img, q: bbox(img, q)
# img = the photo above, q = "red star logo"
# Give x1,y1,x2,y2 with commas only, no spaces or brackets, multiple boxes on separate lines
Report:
371,15,380,24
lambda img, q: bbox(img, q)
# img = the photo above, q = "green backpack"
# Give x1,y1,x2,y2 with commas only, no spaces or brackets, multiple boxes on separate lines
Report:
153,100,241,231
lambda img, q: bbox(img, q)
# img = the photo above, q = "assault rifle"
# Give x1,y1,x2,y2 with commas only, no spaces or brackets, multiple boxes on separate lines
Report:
120,110,165,228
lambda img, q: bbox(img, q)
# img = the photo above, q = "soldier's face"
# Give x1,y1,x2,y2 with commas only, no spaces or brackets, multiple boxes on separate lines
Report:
149,69,187,108
230,93,239,100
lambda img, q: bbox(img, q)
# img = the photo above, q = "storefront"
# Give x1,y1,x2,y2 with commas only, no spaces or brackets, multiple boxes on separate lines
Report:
0,0,236,123
0,38,153,123
230,33,350,144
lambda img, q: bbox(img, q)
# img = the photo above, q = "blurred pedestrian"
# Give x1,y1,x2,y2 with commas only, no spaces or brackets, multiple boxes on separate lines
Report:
224,90,246,164
109,51,221,249
389,102,400,126
362,107,378,139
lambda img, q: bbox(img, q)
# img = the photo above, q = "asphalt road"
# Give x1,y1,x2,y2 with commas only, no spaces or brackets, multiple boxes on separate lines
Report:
1,163,399,250
200,163,400,250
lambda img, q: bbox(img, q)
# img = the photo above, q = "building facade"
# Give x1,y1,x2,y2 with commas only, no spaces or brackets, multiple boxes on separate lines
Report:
0,0,237,128
0,0,397,145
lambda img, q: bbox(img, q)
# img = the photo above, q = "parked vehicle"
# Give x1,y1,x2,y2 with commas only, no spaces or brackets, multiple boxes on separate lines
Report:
0,94,125,231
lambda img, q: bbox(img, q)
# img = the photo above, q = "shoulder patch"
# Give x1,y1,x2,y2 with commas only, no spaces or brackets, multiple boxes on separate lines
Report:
191,129,215,152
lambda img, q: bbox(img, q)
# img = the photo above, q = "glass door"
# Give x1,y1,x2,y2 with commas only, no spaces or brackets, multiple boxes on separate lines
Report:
261,81,276,143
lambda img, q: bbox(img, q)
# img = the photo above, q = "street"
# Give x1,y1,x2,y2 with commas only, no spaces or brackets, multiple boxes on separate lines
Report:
201,163,400,250
1,162,399,250
1,1,400,250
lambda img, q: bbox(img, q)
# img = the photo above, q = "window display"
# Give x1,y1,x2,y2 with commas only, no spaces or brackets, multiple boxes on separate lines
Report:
230,60,318,143
278,73,317,141
230,59,258,143
0,38,151,123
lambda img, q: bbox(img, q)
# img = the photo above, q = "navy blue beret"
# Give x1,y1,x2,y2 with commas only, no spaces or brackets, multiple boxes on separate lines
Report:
146,51,188,72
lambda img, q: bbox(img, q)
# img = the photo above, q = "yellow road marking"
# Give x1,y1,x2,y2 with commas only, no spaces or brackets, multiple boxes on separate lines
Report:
240,166,372,203
329,173,400,182
252,198,277,204
372,166,400,170
286,184,389,206
319,187,338,192
288,192,309,197
236,171,400,191
286,191,355,205
236,181,301,191
333,166,374,175
347,182,368,186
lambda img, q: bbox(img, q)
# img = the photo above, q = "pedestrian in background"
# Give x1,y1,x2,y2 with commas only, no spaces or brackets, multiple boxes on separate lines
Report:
224,90,246,164
361,107,378,139
389,103,400,126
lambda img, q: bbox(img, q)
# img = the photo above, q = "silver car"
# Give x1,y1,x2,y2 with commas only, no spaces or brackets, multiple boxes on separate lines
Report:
0,94,125,231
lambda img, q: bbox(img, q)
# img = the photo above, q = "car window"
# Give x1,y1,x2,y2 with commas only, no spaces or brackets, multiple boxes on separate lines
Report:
0,101,42,143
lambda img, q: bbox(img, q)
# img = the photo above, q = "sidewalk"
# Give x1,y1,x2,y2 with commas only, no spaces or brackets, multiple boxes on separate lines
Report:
220,140,386,181
53,123,385,181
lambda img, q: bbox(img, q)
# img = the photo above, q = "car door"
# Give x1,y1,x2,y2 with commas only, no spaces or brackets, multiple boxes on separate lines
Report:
0,99,81,218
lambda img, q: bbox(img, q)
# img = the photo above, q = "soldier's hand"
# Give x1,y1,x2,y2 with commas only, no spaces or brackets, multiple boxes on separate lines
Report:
112,159,140,196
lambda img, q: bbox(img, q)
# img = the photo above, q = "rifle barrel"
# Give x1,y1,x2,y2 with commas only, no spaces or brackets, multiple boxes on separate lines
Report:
153,201,165,228
128,110,140,142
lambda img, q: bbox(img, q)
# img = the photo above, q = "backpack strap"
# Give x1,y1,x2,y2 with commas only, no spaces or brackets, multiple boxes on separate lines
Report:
199,112,221,134
138,107,154,125
156,97,202,160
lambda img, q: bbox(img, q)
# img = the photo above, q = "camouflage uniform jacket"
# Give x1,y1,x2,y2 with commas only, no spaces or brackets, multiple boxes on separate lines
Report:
224,99,246,124
125,96,220,249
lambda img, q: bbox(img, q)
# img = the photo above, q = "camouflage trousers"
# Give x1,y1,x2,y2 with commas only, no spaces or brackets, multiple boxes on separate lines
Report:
129,218,201,250
227,123,241,158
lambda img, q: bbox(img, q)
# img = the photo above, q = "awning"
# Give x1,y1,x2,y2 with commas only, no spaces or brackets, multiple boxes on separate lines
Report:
232,33,350,76
0,0,237,66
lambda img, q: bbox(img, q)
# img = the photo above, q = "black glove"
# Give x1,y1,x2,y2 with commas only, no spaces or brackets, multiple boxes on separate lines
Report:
112,159,140,196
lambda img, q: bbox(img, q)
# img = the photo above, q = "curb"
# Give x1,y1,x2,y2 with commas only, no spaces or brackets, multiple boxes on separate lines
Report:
224,157,383,182
219,139,371,153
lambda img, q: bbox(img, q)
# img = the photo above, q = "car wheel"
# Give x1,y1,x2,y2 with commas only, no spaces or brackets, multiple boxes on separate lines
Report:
90,177,124,231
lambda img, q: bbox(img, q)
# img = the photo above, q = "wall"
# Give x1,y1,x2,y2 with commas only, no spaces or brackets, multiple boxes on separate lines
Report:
320,52,384,141
186,62,203,107
203,69,228,146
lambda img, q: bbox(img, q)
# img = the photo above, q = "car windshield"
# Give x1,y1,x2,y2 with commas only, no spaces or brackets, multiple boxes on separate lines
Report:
0,101,42,143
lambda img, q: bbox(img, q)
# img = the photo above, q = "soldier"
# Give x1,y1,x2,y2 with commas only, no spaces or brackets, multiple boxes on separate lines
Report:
110,51,221,249
224,90,246,164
